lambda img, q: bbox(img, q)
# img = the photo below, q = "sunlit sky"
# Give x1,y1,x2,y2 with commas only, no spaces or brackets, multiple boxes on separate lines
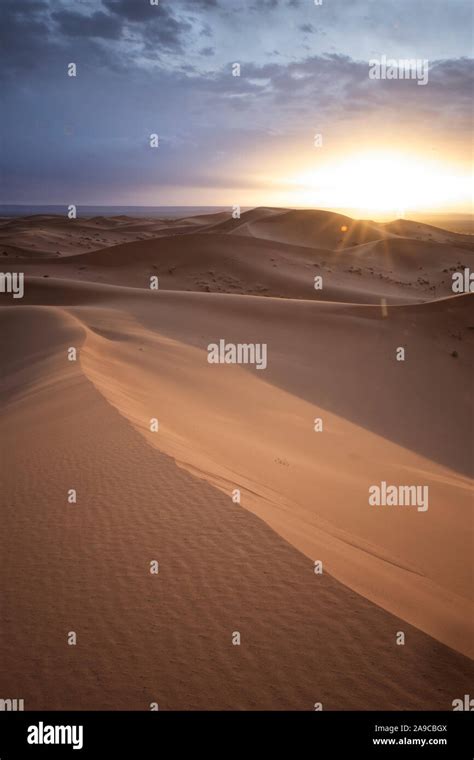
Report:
1,0,473,216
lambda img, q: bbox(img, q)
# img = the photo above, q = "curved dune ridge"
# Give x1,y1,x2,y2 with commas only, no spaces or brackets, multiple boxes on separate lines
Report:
0,208,473,710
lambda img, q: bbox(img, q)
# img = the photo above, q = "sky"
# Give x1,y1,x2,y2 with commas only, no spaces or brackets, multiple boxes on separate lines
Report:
1,0,473,214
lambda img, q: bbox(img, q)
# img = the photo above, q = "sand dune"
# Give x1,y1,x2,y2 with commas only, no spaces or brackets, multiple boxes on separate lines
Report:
8,276,473,651
210,207,394,249
1,302,472,710
3,209,473,303
382,218,474,246
0,234,414,303
1,208,473,709
0,214,195,259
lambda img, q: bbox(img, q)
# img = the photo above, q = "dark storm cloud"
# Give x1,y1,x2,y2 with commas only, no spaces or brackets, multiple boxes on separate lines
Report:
0,0,196,78
3,0,48,12
103,0,190,50
0,0,52,72
52,10,123,39
102,0,169,22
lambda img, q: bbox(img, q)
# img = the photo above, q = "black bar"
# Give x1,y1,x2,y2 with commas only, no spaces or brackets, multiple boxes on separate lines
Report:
0,711,472,758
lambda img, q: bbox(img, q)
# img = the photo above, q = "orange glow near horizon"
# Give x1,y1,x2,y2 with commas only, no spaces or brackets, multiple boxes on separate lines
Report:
142,149,472,220
270,150,473,217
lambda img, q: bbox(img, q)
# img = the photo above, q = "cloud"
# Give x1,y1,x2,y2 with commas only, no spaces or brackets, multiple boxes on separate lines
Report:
103,0,190,50
1,0,472,203
52,10,123,39
0,0,52,73
102,0,165,22
188,0,220,6
250,0,279,10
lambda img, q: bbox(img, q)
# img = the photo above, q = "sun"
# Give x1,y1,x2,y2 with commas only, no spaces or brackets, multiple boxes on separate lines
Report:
285,150,470,217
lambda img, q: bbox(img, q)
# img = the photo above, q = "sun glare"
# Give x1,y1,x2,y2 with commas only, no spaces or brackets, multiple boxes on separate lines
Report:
285,151,471,216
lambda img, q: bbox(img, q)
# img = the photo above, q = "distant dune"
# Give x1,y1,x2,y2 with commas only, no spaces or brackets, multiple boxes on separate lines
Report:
1,208,473,710
1,208,473,303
